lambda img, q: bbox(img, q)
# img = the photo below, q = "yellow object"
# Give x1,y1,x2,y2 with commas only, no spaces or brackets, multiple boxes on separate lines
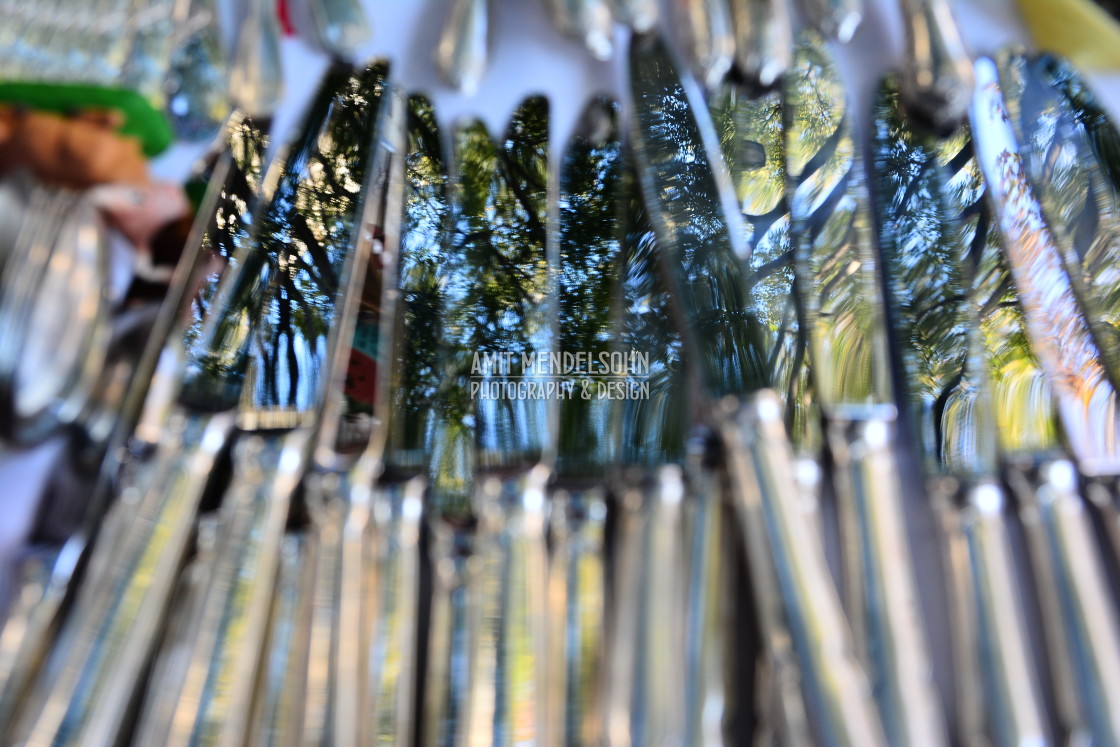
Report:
1017,0,1120,70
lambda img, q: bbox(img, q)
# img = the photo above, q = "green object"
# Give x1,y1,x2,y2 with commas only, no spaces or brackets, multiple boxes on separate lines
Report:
0,81,173,156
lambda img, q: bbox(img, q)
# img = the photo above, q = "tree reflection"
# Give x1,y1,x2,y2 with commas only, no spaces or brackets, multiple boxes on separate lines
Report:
627,32,767,402
710,83,814,451
999,52,1120,389
181,113,270,354
241,61,389,421
787,31,889,411
178,63,374,412
872,76,1058,472
557,96,625,478
428,97,551,516
384,94,449,478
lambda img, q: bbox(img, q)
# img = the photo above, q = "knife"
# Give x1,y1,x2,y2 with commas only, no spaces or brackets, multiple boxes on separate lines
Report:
786,30,949,745
871,72,1050,746
2,110,270,745
704,74,816,744
628,30,886,746
972,54,1120,745
546,94,624,747
422,95,553,745
135,59,392,747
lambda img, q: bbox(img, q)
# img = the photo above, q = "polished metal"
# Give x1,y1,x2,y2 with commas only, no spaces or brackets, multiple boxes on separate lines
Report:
421,95,553,745
786,31,947,745
898,0,974,132
971,56,1120,474
728,0,793,89
542,0,614,60
797,0,862,43
871,74,1049,745
436,0,489,95
673,0,735,89
997,51,1120,400
165,0,229,140
150,60,391,747
548,95,623,746
230,0,284,117
627,30,886,746
306,0,372,59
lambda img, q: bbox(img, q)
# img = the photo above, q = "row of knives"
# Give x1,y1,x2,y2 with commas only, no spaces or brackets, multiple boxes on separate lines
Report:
5,0,1120,744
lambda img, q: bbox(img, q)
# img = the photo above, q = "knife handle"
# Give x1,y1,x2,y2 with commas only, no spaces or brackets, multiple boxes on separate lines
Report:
825,408,948,746
897,0,973,131
950,479,1050,745
469,467,551,744
152,429,309,747
718,392,886,747
363,477,424,747
603,466,687,746
423,466,550,745
12,411,234,747
1010,461,1120,744
547,485,609,747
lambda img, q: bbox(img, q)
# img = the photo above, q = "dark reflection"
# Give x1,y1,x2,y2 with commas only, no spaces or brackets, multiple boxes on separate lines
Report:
557,96,625,479
240,61,389,424
997,51,1120,389
429,96,552,516
1042,53,1120,197
384,94,449,477
178,62,372,411
971,58,1120,468
627,32,768,401
621,183,687,466
710,83,814,450
181,113,270,354
872,75,1058,473
787,31,891,410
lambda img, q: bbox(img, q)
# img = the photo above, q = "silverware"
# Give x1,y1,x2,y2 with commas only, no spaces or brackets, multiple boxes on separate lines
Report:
728,0,792,89
230,0,284,118
541,0,614,60
673,0,735,89
786,31,948,745
422,95,553,745
972,53,1120,744
139,59,391,747
436,0,489,95
547,94,624,746
871,73,1049,746
627,30,886,746
305,0,372,59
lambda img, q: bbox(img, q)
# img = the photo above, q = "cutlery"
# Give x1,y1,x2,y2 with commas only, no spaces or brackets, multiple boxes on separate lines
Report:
628,30,886,746
131,59,391,747
673,0,735,89
305,0,372,59
0,110,269,741
727,0,792,89
436,0,489,95
786,30,949,745
602,185,691,746
422,95,553,746
872,71,1050,747
541,0,614,60
607,0,658,31
230,0,284,118
547,94,623,746
971,53,1120,744
8,64,367,746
